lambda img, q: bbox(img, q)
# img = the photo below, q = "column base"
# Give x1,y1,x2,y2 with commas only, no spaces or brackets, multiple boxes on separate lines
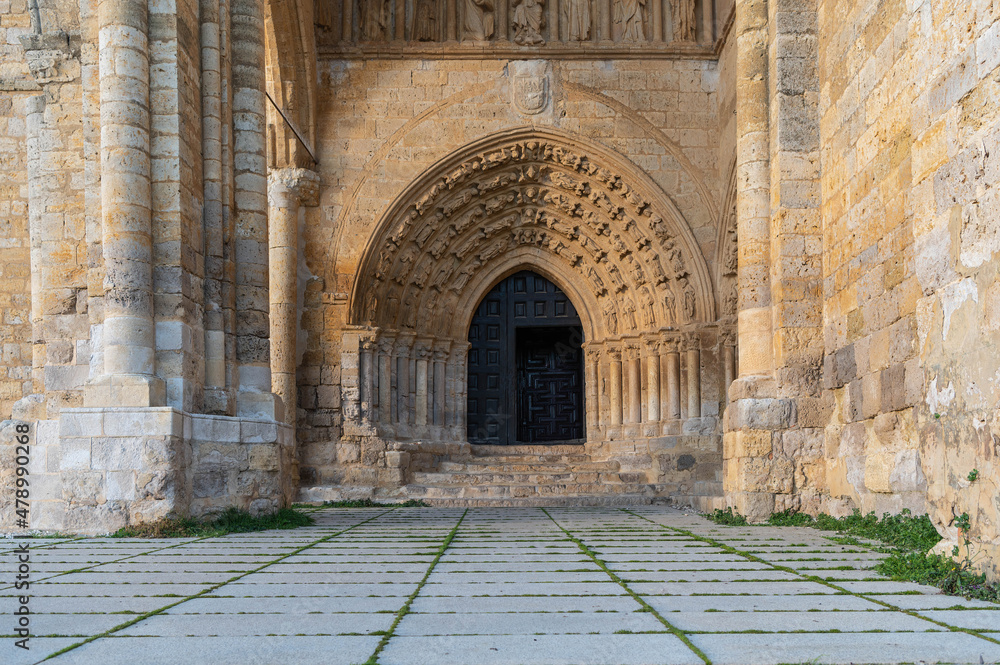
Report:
84,374,166,408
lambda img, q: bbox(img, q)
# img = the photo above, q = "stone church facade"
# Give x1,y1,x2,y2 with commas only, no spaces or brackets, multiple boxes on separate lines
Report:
0,0,997,572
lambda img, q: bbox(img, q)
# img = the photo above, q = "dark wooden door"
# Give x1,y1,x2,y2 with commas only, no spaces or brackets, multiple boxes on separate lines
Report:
467,271,584,445
516,327,585,443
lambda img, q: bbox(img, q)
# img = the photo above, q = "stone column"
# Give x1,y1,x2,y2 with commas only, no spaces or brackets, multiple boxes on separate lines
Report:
645,337,660,423
734,0,773,382
664,337,681,420
432,342,451,429
414,339,431,429
395,334,414,428
723,333,737,404
449,342,470,439
378,334,395,426
626,342,641,425
608,345,623,426
201,0,227,413
267,168,319,425
87,0,165,407
686,334,701,419
359,336,377,426
232,0,277,418
584,344,600,437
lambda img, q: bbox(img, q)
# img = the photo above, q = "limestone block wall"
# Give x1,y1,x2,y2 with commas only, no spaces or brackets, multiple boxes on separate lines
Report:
818,0,1000,572
0,93,31,420
299,56,726,488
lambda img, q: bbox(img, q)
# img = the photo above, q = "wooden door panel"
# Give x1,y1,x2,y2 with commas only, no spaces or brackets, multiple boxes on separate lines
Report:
467,271,584,445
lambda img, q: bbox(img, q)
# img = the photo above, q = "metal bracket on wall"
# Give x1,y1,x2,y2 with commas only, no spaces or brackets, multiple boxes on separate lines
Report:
265,90,318,165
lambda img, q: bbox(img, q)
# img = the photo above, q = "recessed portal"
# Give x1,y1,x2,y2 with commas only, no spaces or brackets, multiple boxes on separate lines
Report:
467,271,585,446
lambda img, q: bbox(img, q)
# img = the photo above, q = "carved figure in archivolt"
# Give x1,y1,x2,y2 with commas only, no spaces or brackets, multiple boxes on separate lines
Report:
464,0,495,40
411,0,437,40
678,277,696,320
561,0,590,40
724,279,738,316
672,0,696,42
614,0,645,42
622,300,637,330
663,238,687,276
640,288,656,326
512,0,545,44
603,298,618,335
663,284,677,321
360,0,390,40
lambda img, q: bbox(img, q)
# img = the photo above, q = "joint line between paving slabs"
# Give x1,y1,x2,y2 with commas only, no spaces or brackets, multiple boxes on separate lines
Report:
621,509,1000,648
35,508,399,664
361,508,469,665
541,507,713,665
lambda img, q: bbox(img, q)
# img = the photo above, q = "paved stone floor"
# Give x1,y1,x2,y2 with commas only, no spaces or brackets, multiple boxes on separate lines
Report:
3,506,1000,665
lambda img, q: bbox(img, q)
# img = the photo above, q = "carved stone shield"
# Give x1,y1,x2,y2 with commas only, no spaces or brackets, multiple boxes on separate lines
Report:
512,74,549,115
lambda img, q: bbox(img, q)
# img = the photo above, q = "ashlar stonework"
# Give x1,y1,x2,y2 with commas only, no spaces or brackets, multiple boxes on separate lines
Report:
0,0,998,578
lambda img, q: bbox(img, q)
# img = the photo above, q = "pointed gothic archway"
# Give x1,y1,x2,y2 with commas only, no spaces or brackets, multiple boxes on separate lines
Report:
342,127,718,445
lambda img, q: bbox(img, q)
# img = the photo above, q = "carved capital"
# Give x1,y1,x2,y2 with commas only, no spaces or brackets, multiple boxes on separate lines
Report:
19,31,78,87
268,168,321,207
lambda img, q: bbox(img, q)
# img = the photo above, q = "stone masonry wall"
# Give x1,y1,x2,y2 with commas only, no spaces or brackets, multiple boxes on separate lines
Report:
300,57,724,487
819,0,1000,573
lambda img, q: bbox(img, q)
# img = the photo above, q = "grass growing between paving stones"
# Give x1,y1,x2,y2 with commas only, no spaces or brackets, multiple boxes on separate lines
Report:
359,508,468,665
541,508,713,665
630,509,1000,648
322,499,431,508
40,508,396,662
110,506,314,538
708,507,1000,603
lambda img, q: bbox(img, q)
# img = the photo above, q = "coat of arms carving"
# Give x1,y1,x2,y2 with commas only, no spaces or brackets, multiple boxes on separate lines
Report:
512,73,549,115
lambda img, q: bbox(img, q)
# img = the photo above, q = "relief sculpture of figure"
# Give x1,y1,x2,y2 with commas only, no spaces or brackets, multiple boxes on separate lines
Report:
603,298,618,335
464,0,495,40
613,0,645,42
679,276,696,320
663,284,677,322
411,0,437,41
361,0,390,41
560,0,590,40
672,0,696,42
512,0,545,44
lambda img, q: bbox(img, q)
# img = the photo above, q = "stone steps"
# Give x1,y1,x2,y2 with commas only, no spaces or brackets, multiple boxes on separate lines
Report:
437,460,616,473
412,471,634,486
406,482,667,500
417,495,667,507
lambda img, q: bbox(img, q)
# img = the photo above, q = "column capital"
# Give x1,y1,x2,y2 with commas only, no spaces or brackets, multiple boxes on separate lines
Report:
19,31,79,88
268,168,320,207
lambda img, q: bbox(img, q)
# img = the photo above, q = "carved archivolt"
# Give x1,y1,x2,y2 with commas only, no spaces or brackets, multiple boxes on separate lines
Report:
351,128,715,341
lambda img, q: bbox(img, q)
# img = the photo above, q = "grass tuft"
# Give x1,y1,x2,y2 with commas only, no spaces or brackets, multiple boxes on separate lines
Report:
110,506,314,538
705,507,749,526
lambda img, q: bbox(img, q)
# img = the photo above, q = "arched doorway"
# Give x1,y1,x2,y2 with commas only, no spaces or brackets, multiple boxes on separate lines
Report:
467,271,585,446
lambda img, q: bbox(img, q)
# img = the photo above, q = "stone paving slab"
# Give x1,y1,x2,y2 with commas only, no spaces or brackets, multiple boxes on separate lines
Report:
378,634,704,665
115,613,393,636
3,506,997,665
918,609,1000,630
688,631,1000,665
395,611,665,635
38,635,381,665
